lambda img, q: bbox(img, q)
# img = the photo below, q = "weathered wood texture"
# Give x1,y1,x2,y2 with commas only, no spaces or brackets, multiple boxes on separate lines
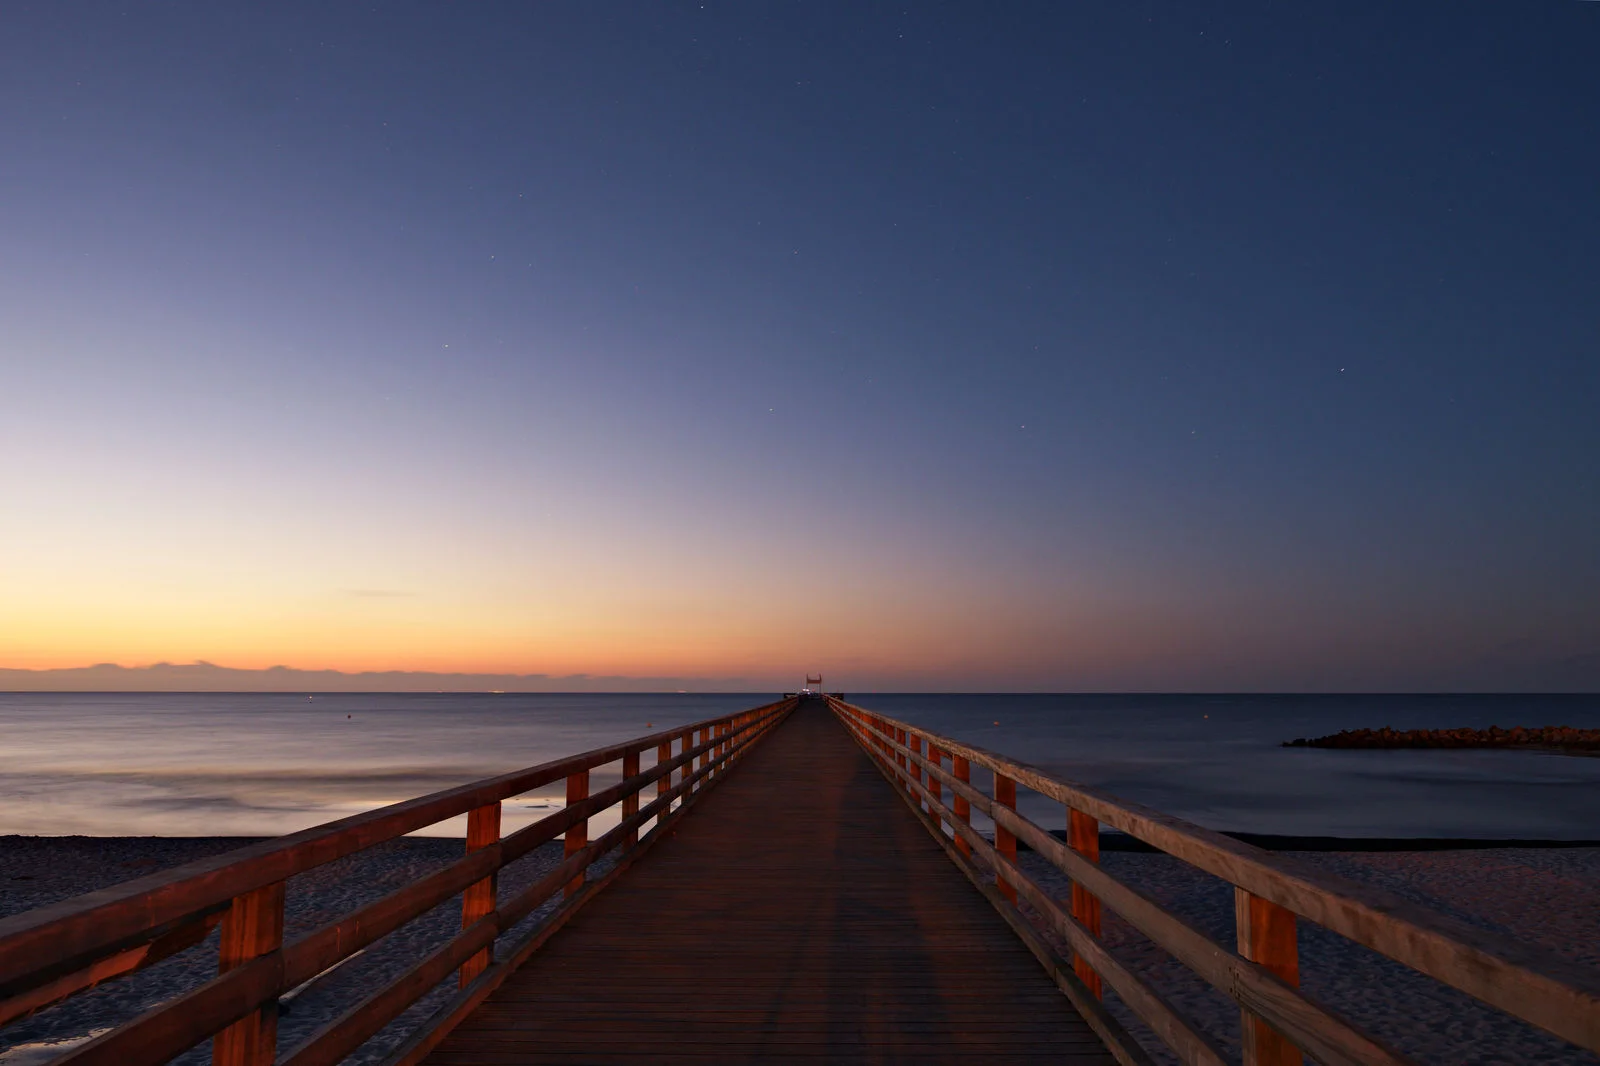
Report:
425,701,1114,1065
1069,807,1104,999
212,882,284,1066
458,803,501,988
1237,889,1303,1066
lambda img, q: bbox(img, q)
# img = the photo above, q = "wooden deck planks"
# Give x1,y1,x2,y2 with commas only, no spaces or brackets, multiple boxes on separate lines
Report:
425,701,1114,1064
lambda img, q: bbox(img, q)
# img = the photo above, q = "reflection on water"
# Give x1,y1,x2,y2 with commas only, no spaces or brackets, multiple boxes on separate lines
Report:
1,693,1597,839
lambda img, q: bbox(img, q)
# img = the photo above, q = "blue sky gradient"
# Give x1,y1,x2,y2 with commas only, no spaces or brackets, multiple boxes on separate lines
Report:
2,2,1597,689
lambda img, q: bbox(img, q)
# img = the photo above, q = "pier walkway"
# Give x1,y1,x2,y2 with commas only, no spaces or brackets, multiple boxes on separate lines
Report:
425,700,1111,1064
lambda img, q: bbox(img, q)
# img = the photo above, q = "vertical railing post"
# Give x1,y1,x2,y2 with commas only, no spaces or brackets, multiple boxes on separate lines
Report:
212,881,285,1066
657,740,672,825
953,755,972,857
564,770,589,898
896,728,908,786
926,744,943,812
994,773,1018,903
622,750,640,848
908,734,923,808
1236,889,1303,1066
680,731,692,794
1067,807,1103,998
459,801,502,987
697,728,709,781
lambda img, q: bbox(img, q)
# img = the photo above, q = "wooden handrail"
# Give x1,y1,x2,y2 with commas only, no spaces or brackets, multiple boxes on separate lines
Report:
0,697,795,1066
0,704,779,1000
827,696,1600,1064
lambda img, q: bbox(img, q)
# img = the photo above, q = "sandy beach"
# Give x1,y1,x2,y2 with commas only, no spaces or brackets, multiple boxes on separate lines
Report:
2,838,1597,1065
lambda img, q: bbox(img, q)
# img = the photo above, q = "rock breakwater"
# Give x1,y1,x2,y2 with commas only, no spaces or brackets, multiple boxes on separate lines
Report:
1285,725,1600,752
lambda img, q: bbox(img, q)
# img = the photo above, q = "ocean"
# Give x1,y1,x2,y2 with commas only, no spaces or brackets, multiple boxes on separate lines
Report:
1,692,1596,840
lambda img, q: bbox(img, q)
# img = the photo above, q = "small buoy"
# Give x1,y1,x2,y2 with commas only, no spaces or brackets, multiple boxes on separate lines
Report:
993,720,1000,725
347,714,352,719
646,722,652,728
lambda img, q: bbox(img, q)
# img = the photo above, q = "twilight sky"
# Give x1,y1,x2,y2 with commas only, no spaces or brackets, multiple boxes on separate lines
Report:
2,2,1597,691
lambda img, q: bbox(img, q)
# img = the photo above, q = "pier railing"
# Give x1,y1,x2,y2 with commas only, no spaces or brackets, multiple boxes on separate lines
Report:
828,696,1600,1066
0,697,796,1066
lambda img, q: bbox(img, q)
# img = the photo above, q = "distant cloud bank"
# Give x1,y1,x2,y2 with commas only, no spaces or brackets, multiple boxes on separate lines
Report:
2,652,1595,693
0,662,763,693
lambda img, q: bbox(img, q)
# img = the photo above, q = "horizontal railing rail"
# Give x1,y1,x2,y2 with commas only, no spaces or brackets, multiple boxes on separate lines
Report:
828,696,1600,1066
0,696,796,1066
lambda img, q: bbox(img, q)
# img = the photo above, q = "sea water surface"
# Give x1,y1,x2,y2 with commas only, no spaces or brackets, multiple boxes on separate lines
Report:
1,692,1596,840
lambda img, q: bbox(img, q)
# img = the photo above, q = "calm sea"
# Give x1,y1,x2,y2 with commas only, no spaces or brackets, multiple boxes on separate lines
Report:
1,692,1596,840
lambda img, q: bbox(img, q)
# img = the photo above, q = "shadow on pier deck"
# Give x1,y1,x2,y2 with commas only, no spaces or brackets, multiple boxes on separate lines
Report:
426,700,1111,1064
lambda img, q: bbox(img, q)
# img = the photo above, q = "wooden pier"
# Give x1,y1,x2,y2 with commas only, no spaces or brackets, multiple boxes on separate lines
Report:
1,695,1597,1065
426,700,1110,1064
